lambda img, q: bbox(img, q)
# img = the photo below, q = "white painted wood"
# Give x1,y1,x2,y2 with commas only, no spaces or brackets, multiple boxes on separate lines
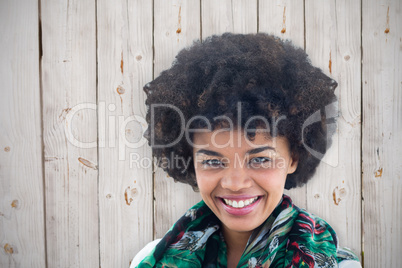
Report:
305,0,362,258
154,0,201,76
362,0,402,267
1,1,401,267
259,0,307,209
259,0,304,48
0,1,46,267
202,0,257,37
41,0,99,266
97,0,154,266
153,0,202,239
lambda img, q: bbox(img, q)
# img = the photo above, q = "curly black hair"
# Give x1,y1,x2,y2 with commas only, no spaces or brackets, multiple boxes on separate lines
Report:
143,32,337,190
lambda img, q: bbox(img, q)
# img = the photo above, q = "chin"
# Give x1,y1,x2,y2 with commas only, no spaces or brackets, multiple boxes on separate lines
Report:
224,221,261,233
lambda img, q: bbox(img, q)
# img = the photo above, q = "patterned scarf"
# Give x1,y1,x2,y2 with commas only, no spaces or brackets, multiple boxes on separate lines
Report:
136,195,358,267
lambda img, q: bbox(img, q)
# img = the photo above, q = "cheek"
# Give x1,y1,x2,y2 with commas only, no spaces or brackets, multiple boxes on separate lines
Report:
195,172,216,194
253,169,288,190
271,156,293,170
197,180,217,204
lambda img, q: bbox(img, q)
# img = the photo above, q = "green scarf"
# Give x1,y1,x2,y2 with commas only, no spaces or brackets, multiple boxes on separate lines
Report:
137,195,359,267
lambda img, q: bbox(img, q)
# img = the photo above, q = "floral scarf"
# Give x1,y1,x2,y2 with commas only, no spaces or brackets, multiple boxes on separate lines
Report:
136,195,359,267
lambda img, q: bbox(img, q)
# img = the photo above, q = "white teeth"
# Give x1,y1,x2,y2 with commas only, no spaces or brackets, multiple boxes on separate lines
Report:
224,199,233,206
223,197,258,208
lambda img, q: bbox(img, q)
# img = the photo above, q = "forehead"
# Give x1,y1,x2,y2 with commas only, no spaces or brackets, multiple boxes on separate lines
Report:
192,128,290,151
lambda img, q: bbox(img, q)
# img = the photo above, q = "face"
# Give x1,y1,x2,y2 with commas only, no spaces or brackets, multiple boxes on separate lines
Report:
193,129,298,237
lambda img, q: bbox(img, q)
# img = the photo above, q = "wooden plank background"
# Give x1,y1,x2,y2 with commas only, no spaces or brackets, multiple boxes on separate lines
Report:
305,0,362,254
362,0,401,267
97,0,153,267
153,0,202,239
0,0,46,267
0,0,400,267
41,0,99,267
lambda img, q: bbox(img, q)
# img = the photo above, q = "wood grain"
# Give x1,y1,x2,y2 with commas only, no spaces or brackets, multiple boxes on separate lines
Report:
362,0,401,267
97,0,154,266
41,0,99,266
202,0,257,38
259,0,307,209
0,0,46,267
1,1,401,267
259,0,304,48
153,0,202,239
305,0,362,257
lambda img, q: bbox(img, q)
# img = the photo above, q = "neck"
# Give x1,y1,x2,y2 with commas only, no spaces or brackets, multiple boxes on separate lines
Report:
222,225,252,254
222,225,252,268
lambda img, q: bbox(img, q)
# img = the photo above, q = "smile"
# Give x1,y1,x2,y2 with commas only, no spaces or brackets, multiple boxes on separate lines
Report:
222,197,259,208
219,196,262,216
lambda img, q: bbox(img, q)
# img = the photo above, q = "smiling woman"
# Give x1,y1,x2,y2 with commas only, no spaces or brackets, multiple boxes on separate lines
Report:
193,131,297,267
132,33,361,268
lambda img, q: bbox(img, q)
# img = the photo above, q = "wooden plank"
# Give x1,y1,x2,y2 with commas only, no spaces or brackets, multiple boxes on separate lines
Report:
97,0,154,265
362,0,402,267
259,0,307,208
41,0,98,266
153,0,202,239
305,0,362,257
259,0,304,48
0,1,46,267
202,0,257,37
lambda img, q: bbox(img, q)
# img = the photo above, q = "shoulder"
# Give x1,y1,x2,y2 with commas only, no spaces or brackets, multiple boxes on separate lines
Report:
339,260,362,268
130,239,161,268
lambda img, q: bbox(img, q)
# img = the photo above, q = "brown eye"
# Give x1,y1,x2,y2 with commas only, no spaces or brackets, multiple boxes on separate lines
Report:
249,157,272,168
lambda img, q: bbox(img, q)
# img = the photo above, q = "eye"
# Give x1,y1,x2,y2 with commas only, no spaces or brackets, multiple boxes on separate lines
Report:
249,157,272,168
201,159,224,168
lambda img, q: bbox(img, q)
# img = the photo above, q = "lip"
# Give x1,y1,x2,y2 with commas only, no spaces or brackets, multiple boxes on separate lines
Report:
218,196,262,216
218,195,260,200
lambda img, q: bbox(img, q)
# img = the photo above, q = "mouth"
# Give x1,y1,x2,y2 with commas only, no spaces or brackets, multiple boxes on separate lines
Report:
218,196,262,216
221,197,259,208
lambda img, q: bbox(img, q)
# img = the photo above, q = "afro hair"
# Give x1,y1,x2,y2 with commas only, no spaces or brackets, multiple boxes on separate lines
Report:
143,32,338,190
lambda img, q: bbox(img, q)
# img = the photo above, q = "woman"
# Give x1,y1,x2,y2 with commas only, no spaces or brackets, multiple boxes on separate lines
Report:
132,33,361,267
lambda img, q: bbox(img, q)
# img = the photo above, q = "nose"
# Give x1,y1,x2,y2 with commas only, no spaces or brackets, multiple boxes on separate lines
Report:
220,164,252,192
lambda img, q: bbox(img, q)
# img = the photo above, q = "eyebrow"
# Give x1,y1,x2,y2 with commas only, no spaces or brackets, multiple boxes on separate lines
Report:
195,149,223,157
246,146,276,155
195,146,275,157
